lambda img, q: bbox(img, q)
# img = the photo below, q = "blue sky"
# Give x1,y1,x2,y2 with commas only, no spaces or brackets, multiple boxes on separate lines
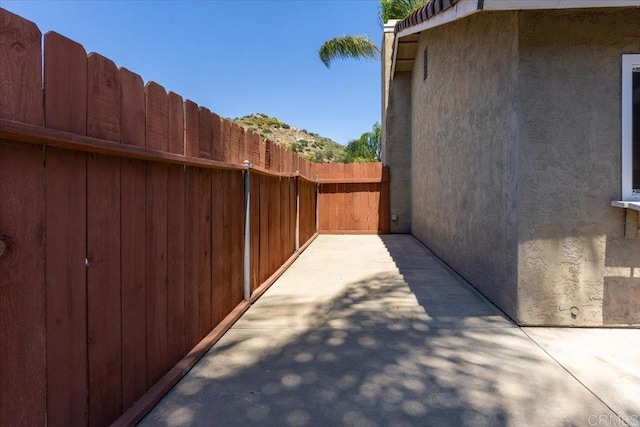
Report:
2,0,382,145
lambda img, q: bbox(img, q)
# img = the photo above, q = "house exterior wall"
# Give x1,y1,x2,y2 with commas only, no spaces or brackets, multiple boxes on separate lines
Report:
517,8,640,326
382,27,412,233
410,11,520,319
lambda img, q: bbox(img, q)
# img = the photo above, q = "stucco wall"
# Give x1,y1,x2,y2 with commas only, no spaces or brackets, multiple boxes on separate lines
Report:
517,8,640,326
410,11,520,319
382,29,412,233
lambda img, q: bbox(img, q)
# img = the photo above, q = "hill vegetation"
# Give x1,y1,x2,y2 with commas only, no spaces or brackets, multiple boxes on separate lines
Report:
231,113,348,163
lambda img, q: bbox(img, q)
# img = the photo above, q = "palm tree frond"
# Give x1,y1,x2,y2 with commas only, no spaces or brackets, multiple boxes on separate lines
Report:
379,0,429,24
318,35,379,68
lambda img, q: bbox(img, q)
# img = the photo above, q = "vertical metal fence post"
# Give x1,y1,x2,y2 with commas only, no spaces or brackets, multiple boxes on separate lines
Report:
295,173,300,252
243,161,251,301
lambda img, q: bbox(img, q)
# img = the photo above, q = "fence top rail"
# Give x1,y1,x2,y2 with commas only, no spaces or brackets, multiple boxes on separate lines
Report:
0,119,315,178
250,164,297,179
318,177,387,184
0,119,244,171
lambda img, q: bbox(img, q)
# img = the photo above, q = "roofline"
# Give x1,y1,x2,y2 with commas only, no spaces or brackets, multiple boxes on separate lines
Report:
390,0,640,77
391,0,480,77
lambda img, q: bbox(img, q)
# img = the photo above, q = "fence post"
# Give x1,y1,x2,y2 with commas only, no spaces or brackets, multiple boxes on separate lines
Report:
295,174,300,252
243,161,251,301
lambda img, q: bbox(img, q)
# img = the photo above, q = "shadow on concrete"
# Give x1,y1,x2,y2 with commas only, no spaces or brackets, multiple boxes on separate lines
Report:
141,235,616,427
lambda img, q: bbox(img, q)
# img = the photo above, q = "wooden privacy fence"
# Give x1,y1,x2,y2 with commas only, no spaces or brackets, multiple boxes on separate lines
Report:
0,9,318,427
315,163,390,234
0,8,388,427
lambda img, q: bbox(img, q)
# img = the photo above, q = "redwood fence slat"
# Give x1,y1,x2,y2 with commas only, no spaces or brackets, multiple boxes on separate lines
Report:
184,100,199,157
211,112,222,161
199,107,212,159
0,143,46,426
168,92,184,155
87,154,122,425
222,119,232,164
45,148,88,426
120,68,145,147
0,9,42,126
259,175,270,283
121,158,148,410
167,164,187,366
230,171,245,306
145,163,169,386
185,168,201,350
43,35,89,426
211,169,226,325
250,173,261,291
198,169,213,340
145,82,168,151
87,53,120,142
220,171,233,313
44,31,87,134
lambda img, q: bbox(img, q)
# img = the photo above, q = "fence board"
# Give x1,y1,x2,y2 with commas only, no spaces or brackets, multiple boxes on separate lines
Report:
168,92,184,155
247,131,260,167
44,31,87,134
211,113,222,161
211,169,226,325
45,148,88,426
220,171,233,314
119,68,145,147
351,164,363,230
229,171,244,307
0,9,42,125
259,175,270,283
184,100,199,157
145,152,169,388
271,177,281,271
259,136,267,169
87,154,122,426
199,107,212,159
145,82,168,151
281,177,288,264
167,164,186,366
185,168,201,350
221,119,232,164
250,173,260,291
120,159,147,409
0,143,45,426
87,53,120,142
198,169,213,340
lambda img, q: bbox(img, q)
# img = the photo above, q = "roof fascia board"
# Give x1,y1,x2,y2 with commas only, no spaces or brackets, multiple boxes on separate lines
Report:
395,0,480,39
391,0,480,78
482,0,640,10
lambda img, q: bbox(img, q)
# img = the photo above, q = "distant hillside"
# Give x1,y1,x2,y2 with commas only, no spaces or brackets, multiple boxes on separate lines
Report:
231,113,348,163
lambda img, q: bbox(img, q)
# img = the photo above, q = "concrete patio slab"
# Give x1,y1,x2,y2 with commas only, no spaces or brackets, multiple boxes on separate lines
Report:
140,235,639,427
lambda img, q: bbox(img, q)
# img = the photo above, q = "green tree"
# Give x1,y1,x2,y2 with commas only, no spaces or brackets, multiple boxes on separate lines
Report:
318,0,428,68
345,123,381,163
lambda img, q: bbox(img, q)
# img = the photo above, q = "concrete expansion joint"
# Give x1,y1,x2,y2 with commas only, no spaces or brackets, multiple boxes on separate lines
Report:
519,327,625,424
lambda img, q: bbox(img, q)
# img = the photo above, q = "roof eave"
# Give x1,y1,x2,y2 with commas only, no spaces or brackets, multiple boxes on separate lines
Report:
391,0,480,78
390,0,640,78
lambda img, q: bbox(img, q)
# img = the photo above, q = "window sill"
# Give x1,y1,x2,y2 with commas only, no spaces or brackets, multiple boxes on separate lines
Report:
611,201,640,211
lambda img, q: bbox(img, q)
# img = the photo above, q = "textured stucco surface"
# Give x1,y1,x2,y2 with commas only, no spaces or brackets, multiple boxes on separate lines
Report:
410,12,520,320
517,8,640,326
382,30,412,233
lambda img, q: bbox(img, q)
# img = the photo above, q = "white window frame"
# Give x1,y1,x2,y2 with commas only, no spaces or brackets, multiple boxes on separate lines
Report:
622,54,640,201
